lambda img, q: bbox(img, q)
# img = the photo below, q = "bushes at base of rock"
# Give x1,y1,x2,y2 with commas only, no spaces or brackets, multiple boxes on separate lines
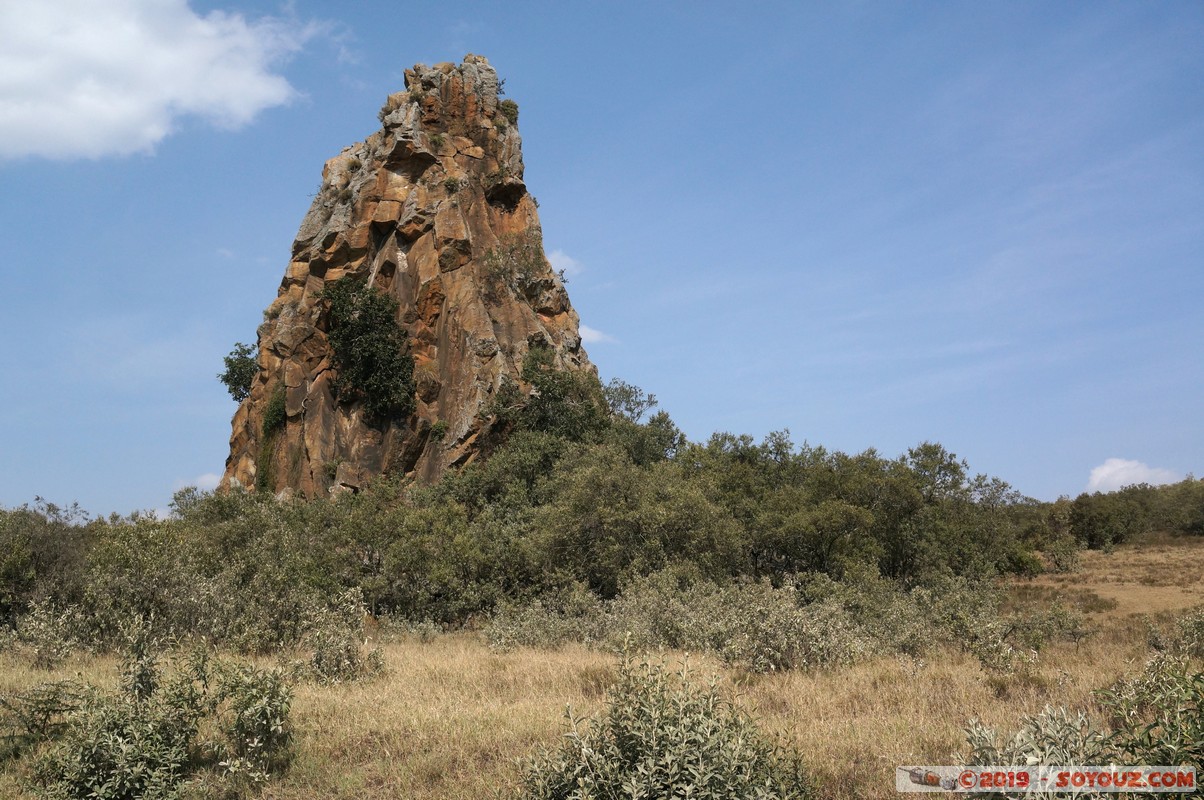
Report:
486,568,1089,676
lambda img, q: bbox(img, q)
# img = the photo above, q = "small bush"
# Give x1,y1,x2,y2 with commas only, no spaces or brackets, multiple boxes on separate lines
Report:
498,99,519,126
11,599,89,669
517,655,811,799
1045,534,1081,573
0,680,85,762
430,133,445,150
26,635,294,799
298,590,384,685
213,661,294,777
964,656,1204,797
262,384,287,437
32,686,200,800
378,93,405,124
217,343,257,403
429,420,448,441
964,705,1111,769
1172,606,1204,658
487,584,606,652
486,574,869,673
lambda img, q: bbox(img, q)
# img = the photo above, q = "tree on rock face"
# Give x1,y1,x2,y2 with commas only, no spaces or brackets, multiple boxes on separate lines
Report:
321,276,416,424
218,342,257,402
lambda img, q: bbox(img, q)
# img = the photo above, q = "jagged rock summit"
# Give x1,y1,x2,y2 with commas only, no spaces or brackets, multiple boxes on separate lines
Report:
222,55,592,497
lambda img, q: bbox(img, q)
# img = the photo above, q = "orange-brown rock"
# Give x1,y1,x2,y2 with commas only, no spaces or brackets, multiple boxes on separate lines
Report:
222,54,592,497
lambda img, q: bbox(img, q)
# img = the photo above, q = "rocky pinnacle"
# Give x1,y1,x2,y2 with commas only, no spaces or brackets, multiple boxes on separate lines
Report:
222,54,592,497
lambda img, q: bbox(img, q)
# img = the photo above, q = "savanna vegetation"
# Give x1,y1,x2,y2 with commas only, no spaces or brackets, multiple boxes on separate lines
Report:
3,360,1202,798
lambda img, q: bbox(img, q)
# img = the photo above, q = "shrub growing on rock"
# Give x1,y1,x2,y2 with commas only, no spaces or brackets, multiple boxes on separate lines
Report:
321,275,416,423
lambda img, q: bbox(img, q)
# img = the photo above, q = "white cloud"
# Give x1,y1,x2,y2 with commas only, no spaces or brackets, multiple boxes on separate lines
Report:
548,249,584,276
174,472,221,491
1086,458,1179,493
0,0,318,160
579,324,616,344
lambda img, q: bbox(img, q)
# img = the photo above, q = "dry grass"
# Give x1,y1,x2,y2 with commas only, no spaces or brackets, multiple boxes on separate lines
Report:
0,632,1155,800
3,540,1200,799
262,636,616,799
740,632,1149,800
1019,534,1204,620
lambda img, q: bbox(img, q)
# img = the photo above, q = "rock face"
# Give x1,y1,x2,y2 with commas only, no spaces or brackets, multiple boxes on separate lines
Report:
222,55,592,497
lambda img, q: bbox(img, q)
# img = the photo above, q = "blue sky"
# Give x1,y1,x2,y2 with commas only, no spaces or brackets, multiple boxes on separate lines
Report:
1,1,1200,514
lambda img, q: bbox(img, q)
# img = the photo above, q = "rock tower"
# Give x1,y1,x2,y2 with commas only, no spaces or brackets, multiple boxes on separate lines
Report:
222,55,592,496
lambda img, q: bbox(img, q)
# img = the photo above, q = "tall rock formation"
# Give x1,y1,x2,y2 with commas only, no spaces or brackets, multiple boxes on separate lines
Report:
222,55,592,496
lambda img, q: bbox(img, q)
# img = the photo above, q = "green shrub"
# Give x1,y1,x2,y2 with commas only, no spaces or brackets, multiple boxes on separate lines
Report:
964,656,1204,797
1098,654,1204,768
1172,606,1204,658
213,661,294,777
11,599,89,669
262,384,286,437
516,655,811,799
486,573,868,673
32,686,199,799
1045,533,1081,572
482,230,548,301
0,680,85,762
217,343,257,403
321,276,416,423
298,589,384,685
964,705,1111,771
27,637,293,799
487,584,606,652
429,420,448,441
498,99,519,126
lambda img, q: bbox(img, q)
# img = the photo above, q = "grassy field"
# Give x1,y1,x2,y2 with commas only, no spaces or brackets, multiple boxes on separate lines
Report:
3,535,1202,799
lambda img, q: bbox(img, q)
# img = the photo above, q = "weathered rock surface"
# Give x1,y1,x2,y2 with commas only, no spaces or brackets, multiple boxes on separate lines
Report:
222,55,592,496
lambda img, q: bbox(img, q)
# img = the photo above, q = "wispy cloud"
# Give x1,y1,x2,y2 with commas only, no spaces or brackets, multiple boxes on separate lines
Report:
1086,458,1179,493
579,324,616,344
0,0,321,160
548,249,584,277
174,472,221,492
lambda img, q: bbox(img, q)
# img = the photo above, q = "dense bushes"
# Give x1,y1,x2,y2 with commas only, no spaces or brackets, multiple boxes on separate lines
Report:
6,630,293,799
0,415,1073,651
517,655,811,799
1057,479,1204,550
8,371,1167,665
487,568,1086,676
